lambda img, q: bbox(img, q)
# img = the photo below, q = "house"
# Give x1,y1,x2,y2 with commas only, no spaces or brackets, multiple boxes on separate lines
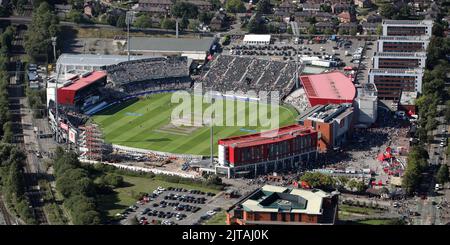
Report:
315,22,335,33
361,22,378,35
301,3,321,12
278,0,296,13
315,12,333,22
209,12,228,31
354,0,372,9
339,22,359,33
84,2,94,17
296,22,311,32
332,2,353,14
337,11,356,23
136,0,212,13
366,14,382,23
54,4,72,18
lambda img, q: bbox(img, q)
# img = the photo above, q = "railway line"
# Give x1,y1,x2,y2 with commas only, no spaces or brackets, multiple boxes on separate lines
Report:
8,70,49,225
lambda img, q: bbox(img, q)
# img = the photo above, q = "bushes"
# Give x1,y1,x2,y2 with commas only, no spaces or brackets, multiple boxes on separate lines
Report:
0,143,36,224
53,147,101,224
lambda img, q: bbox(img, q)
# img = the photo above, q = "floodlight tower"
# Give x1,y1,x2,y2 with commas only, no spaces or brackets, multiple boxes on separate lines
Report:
126,11,134,61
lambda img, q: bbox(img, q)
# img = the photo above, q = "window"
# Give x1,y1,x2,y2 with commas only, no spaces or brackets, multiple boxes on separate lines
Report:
270,213,277,221
290,213,295,222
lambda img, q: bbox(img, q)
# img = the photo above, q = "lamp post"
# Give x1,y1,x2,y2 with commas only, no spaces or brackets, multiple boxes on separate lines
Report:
51,37,57,63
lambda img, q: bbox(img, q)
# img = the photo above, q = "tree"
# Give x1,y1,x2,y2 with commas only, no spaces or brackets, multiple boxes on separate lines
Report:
324,28,334,35
247,15,267,34
24,2,60,62
0,6,11,18
180,15,190,30
376,24,383,36
133,14,153,28
255,0,271,14
198,12,214,25
171,2,199,19
102,173,124,187
436,165,449,184
207,174,222,186
189,19,200,30
379,4,396,19
307,25,317,35
67,9,86,24
350,27,358,36
320,4,331,13
116,14,126,28
300,172,336,190
160,18,176,30
225,0,246,13
210,0,221,10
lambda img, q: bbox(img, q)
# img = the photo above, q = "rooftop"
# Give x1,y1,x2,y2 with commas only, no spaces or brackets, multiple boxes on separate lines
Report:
300,71,356,101
378,35,430,41
59,71,107,92
297,103,353,123
56,54,155,66
382,19,433,26
400,91,418,105
240,185,331,215
369,68,424,75
218,124,315,148
243,34,272,42
374,52,427,58
129,37,215,52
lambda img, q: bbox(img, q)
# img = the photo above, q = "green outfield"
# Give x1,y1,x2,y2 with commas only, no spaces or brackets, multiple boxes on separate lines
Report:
92,93,298,156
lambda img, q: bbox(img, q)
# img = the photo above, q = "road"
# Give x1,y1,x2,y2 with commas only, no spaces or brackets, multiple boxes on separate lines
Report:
8,71,49,225
410,105,449,225
0,16,212,36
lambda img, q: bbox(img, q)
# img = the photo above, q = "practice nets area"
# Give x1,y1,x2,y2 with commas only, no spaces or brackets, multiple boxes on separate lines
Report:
92,93,298,156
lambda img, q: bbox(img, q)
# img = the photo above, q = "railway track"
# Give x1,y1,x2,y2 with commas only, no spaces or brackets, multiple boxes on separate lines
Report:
8,73,49,225
0,196,13,225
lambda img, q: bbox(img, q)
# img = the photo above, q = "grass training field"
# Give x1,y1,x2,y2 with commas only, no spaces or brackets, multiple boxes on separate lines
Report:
93,93,298,156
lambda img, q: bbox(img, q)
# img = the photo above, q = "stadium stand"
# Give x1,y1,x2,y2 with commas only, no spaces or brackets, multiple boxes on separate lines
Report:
200,55,301,99
104,56,189,83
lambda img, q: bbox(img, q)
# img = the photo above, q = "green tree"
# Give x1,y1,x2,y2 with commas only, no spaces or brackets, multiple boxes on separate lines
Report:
189,19,200,30
247,15,267,34
320,4,331,13
307,25,317,35
376,24,383,36
161,18,177,30
436,164,449,184
180,15,190,30
24,2,60,62
171,2,199,19
256,0,271,14
350,27,358,36
379,4,396,19
133,14,153,28
199,12,214,25
225,0,246,13
116,14,126,28
300,172,335,189
67,9,85,24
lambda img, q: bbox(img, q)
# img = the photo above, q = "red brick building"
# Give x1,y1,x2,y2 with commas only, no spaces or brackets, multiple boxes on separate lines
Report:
215,125,318,178
298,104,354,152
226,185,339,225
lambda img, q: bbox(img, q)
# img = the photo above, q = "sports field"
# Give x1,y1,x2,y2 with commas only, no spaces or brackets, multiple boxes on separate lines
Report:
93,93,298,156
